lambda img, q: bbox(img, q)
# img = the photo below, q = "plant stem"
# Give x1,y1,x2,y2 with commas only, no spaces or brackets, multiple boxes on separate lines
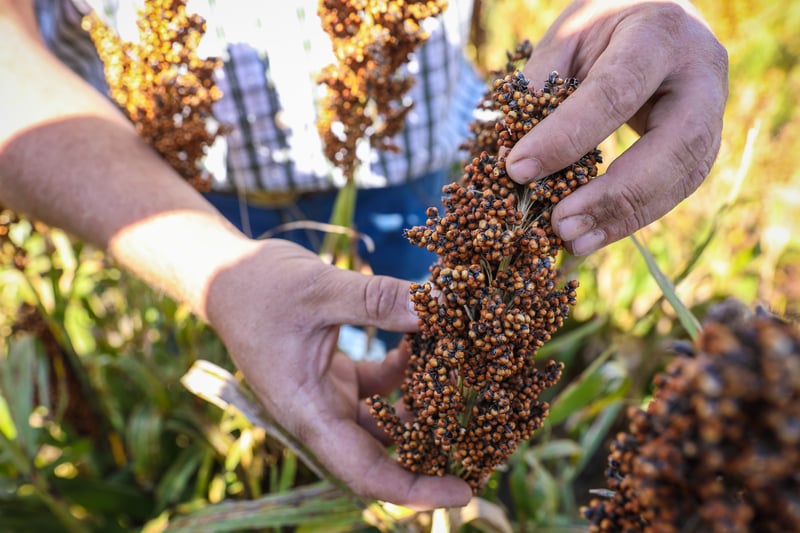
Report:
320,180,358,268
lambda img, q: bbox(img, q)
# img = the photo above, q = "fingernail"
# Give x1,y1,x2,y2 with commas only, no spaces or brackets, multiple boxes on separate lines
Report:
558,214,596,241
507,157,542,183
571,229,606,256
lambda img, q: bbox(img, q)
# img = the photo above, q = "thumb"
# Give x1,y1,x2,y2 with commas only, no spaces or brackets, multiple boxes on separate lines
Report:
316,268,420,332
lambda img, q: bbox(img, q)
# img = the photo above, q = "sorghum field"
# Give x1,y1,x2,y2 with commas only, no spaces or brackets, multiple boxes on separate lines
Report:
1,0,798,531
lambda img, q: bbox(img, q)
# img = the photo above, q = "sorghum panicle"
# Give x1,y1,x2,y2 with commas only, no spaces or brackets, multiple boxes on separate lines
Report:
368,67,602,491
82,0,224,191
582,300,800,533
460,39,533,157
316,0,447,180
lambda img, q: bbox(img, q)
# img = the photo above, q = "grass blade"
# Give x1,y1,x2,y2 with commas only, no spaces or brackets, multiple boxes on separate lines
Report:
547,347,621,426
156,444,207,510
166,482,363,532
127,402,165,483
631,235,701,339
1,336,41,457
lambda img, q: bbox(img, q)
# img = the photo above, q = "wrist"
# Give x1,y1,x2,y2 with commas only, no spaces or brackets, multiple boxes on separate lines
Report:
108,210,261,323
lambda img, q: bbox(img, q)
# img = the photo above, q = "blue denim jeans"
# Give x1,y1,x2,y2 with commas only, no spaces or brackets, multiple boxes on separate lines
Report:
205,170,447,359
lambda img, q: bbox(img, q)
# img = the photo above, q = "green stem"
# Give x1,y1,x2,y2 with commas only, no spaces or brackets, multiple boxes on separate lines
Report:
320,180,358,268
457,386,479,428
449,383,480,478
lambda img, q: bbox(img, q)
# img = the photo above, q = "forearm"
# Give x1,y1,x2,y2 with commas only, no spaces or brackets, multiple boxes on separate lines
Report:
0,3,257,321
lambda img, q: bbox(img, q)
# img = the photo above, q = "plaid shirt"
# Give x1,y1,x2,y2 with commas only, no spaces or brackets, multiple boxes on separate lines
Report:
35,0,485,194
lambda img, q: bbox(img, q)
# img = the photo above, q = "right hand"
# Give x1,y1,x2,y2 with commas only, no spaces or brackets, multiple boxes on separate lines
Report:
506,0,728,256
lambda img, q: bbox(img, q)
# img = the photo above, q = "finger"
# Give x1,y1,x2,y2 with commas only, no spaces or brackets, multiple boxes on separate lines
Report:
315,269,420,332
507,22,674,184
552,81,724,254
356,343,411,397
303,416,471,509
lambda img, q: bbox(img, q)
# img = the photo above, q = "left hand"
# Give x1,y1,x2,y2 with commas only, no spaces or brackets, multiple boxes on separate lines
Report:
205,239,472,510
505,0,729,255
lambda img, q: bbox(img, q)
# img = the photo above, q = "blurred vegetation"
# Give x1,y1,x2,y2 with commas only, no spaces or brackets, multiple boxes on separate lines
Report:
1,0,799,531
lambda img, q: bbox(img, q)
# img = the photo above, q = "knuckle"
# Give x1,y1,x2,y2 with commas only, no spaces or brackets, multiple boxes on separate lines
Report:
607,215,649,245
674,119,715,177
528,129,586,171
710,40,729,78
679,163,710,199
595,181,651,232
649,2,692,41
628,2,695,48
600,187,655,240
592,64,649,125
363,275,398,321
597,78,636,124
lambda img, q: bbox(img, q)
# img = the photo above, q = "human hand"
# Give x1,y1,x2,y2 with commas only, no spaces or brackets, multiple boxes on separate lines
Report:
506,0,728,255
204,238,472,509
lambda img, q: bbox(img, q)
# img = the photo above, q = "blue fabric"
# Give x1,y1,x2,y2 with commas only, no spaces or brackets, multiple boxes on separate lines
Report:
205,170,449,355
206,170,447,281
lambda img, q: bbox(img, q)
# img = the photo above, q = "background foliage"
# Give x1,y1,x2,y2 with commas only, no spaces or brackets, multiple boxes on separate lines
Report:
1,0,798,531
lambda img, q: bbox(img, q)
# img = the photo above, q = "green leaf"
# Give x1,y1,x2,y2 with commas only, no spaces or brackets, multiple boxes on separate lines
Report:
155,445,206,510
63,302,97,356
0,335,45,457
27,263,56,313
509,453,534,522
537,317,605,361
0,392,16,441
573,401,623,477
127,403,165,483
547,348,617,426
0,269,35,307
0,496,64,532
112,356,171,412
529,439,582,462
166,483,364,532
631,235,701,339
276,448,297,493
51,475,153,520
7,218,32,247
527,457,558,522
49,230,78,295
320,180,359,267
